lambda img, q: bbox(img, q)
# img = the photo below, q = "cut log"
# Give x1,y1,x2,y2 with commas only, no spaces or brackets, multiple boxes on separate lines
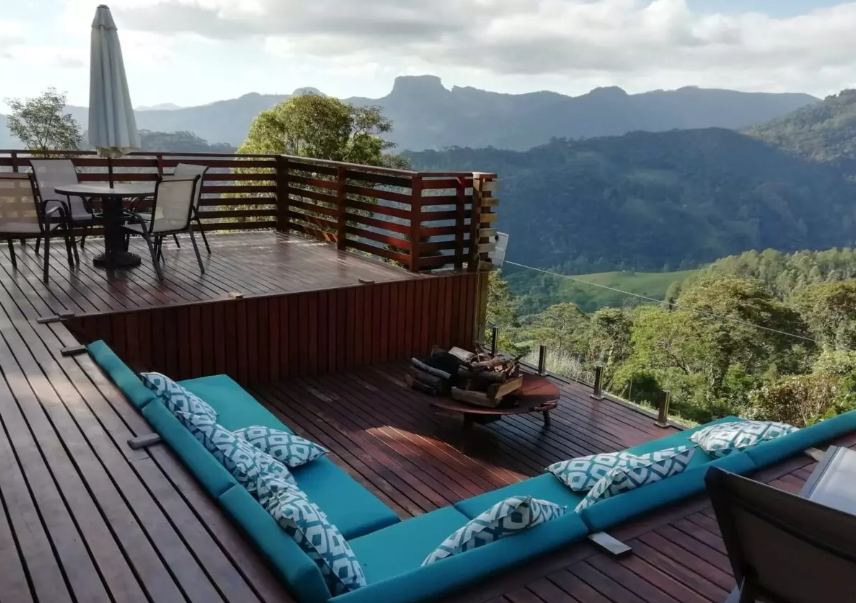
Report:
411,358,452,381
449,347,476,363
451,387,502,408
408,366,448,394
405,373,438,396
487,376,524,401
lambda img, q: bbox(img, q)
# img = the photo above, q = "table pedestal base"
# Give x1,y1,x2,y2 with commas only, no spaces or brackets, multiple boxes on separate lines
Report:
94,251,141,269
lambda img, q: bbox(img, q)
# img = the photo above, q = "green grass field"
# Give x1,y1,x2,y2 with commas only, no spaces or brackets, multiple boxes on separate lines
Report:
564,269,697,311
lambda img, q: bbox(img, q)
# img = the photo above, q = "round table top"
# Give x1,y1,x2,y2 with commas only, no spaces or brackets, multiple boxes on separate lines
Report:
430,373,560,416
55,183,155,197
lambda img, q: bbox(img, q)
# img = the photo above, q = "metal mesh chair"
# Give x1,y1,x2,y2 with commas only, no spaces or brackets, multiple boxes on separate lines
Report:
0,173,76,281
131,163,210,253
123,175,203,280
30,159,97,250
706,467,856,603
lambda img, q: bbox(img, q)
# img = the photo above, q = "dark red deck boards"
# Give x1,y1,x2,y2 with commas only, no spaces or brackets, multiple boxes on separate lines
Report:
1,230,855,603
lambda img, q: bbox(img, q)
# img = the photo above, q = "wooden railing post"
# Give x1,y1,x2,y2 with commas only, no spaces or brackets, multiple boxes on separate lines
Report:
336,166,347,251
591,366,604,400
10,151,19,173
472,173,498,340
655,390,671,428
455,176,466,270
409,175,423,272
276,156,290,233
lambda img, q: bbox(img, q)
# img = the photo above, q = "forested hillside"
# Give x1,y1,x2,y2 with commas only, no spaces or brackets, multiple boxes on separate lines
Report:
492,247,856,427
748,89,856,164
409,128,856,271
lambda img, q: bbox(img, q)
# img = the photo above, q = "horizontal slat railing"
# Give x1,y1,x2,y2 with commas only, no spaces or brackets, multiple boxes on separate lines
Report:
0,149,496,272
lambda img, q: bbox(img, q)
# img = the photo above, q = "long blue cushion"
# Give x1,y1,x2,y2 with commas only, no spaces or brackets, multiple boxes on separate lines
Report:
179,375,293,433
746,410,856,467
580,416,757,532
454,473,584,519
218,485,331,603
350,507,470,584
332,511,589,603
141,402,237,498
291,457,400,539
88,340,157,410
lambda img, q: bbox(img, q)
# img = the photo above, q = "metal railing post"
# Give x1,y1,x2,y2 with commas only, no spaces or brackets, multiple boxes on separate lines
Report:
655,390,671,428
490,326,498,356
591,366,604,400
538,345,547,375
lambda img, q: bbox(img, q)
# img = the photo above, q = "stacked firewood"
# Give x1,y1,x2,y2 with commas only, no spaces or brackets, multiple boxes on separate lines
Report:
407,344,524,407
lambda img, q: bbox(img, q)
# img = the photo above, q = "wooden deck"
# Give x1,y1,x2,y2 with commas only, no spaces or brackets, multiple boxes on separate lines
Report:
0,230,420,316
0,230,853,603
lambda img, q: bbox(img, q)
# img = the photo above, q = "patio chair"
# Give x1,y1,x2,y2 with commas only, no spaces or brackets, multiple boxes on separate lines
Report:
30,159,97,253
130,163,210,253
705,467,856,603
0,173,76,282
122,175,203,281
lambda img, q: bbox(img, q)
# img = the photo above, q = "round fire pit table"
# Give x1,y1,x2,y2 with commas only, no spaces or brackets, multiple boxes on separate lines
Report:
429,373,559,450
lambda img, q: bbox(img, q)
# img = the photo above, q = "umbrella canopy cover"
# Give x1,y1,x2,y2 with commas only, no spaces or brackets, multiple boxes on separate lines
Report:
89,4,140,158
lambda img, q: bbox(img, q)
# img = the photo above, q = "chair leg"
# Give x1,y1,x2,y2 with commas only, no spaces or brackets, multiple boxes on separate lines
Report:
142,234,164,281
7,239,16,270
65,226,79,267
35,236,41,255
195,215,211,254
156,236,164,262
173,234,181,248
42,232,51,282
188,227,205,275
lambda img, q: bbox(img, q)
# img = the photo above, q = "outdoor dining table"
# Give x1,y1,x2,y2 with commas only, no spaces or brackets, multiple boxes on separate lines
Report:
54,182,155,269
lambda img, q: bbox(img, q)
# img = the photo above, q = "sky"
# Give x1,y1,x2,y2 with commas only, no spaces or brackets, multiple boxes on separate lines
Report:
2,0,856,111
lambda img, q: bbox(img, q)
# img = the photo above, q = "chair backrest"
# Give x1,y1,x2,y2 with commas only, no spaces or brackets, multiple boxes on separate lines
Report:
172,163,208,211
29,159,89,217
706,467,856,603
149,176,199,234
0,173,43,234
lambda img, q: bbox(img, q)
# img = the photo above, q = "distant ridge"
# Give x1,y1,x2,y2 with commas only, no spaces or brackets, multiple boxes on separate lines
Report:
13,76,815,151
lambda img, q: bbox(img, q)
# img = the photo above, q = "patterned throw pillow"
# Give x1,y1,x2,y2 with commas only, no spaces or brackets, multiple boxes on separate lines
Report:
178,411,296,500
574,446,695,513
690,420,798,459
546,451,639,492
265,486,366,595
233,426,328,468
141,372,217,424
422,496,566,566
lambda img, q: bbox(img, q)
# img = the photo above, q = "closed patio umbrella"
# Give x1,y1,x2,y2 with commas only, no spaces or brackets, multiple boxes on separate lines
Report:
89,4,139,182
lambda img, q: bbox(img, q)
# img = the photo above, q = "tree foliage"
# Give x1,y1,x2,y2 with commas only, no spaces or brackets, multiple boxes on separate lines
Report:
4,88,82,153
238,94,408,168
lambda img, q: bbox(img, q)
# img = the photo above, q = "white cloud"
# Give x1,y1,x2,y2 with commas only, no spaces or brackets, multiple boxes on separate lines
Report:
66,0,856,97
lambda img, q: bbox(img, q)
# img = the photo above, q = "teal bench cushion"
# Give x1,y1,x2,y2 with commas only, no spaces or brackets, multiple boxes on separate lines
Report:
350,506,470,584
332,511,589,603
291,457,400,539
580,416,757,532
218,485,331,603
88,340,157,410
746,409,856,467
454,473,584,519
179,375,293,433
141,402,238,498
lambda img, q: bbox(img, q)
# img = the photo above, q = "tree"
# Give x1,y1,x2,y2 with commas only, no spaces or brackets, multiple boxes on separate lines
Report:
485,271,527,355
5,88,82,152
238,94,408,168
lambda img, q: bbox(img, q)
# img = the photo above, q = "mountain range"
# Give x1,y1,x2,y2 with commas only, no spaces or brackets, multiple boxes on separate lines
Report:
1,76,818,151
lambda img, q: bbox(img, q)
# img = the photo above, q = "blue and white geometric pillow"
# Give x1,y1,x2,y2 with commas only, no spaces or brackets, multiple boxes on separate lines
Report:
422,496,566,566
141,372,217,424
690,420,798,459
546,451,639,492
574,446,695,513
177,411,296,500
233,426,328,468
265,486,366,595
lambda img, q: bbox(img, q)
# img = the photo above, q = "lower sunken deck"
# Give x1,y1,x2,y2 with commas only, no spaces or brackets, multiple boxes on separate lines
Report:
0,237,852,603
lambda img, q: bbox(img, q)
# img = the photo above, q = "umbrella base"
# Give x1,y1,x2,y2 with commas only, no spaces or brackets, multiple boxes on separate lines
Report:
94,251,141,269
